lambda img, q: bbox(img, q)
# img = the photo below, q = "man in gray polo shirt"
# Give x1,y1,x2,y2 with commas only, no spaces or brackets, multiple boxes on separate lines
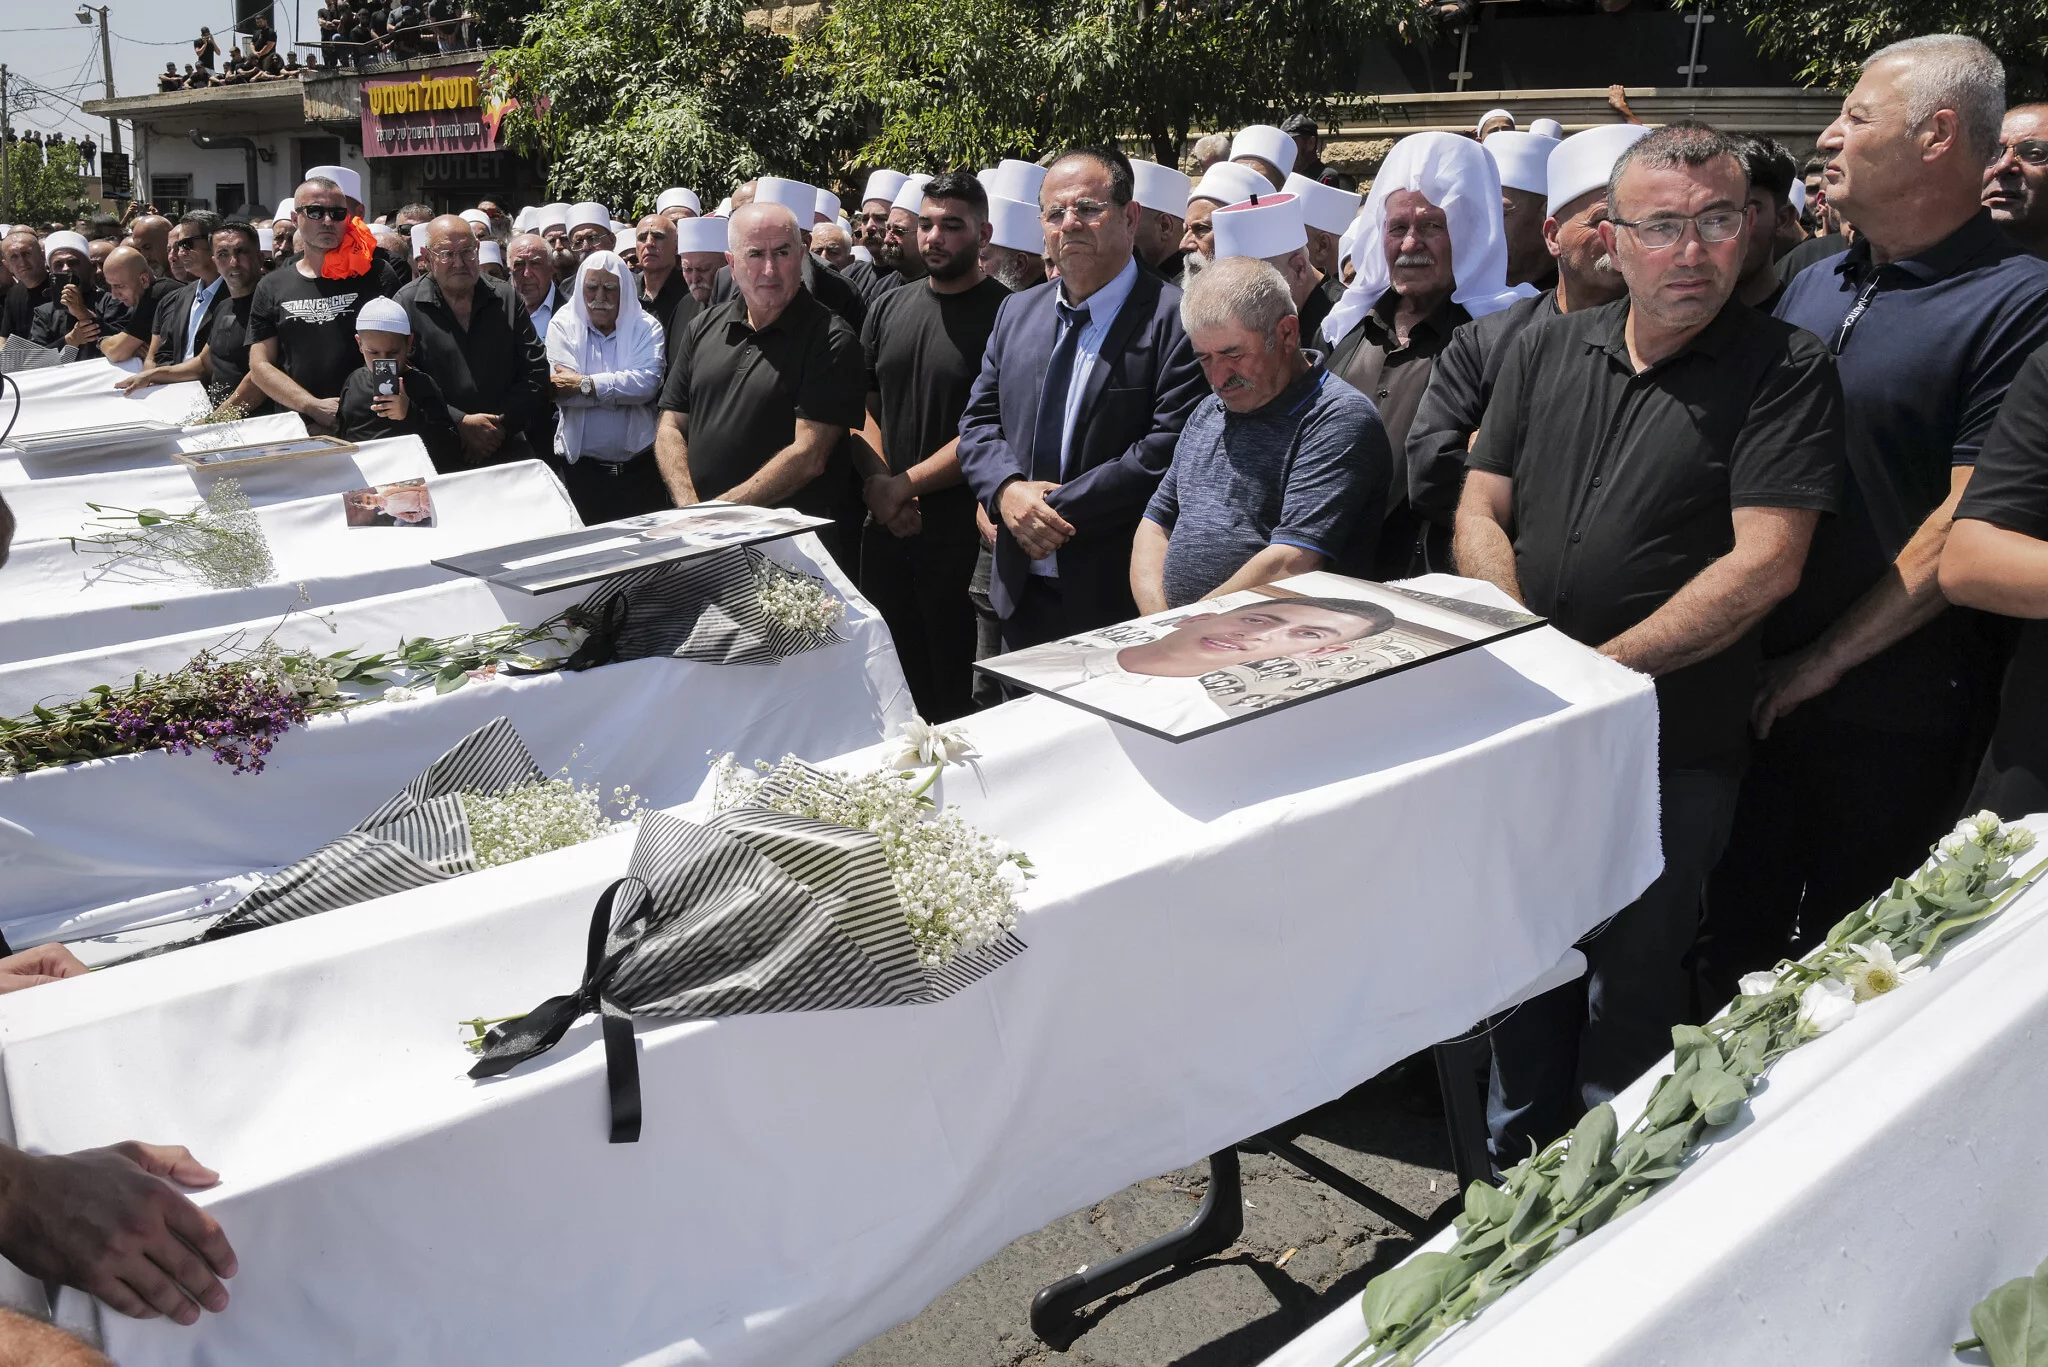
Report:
1132,255,1389,611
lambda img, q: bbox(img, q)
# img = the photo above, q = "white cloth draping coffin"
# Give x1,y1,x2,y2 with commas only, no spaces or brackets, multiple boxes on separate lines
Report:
0,458,581,664
1,433,434,544
0,535,913,945
0,578,1663,1367
1260,830,2048,1367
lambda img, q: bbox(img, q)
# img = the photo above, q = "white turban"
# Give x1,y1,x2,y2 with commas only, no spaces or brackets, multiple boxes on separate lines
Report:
549,251,664,463
540,203,572,232
1529,117,1565,140
1283,173,1361,235
615,228,636,253
987,195,1045,254
1230,124,1296,178
42,230,89,261
1189,161,1271,209
756,177,819,223
256,226,275,252
460,209,492,229
1212,194,1307,261
569,201,611,232
890,175,934,216
1320,132,1521,346
409,224,431,255
861,169,908,207
1788,179,1807,216
983,159,1047,207
657,187,702,215
815,188,842,224
479,239,504,266
306,163,363,207
675,217,727,254
513,207,539,232
1475,108,1515,138
275,198,297,225
1130,160,1192,217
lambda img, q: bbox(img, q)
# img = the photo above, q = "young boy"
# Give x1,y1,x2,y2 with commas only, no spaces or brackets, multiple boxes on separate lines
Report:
336,296,460,468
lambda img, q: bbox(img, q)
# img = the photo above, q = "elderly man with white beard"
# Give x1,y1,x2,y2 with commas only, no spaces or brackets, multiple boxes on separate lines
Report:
1320,132,1525,578
1207,192,1338,340
1406,123,1651,573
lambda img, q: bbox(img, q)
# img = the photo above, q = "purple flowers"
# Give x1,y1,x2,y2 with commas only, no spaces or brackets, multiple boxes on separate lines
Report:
102,656,309,775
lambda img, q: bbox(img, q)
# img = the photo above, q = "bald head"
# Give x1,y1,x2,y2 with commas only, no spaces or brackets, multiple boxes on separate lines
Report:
728,201,804,321
507,231,554,311
102,245,152,307
128,214,172,273
810,219,854,271
731,181,757,210
424,214,482,296
635,213,678,278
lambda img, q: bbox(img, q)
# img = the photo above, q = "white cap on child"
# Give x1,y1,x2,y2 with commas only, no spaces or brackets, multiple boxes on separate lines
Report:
355,297,411,336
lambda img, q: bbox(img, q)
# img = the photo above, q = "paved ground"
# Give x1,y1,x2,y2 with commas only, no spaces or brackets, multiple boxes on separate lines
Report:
841,1062,1462,1367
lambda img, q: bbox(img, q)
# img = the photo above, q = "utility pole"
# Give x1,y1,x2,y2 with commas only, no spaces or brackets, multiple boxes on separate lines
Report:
1,65,12,224
86,5,121,159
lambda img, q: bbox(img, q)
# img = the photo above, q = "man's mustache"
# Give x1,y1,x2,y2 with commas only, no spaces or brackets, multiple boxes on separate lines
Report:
1393,251,1437,269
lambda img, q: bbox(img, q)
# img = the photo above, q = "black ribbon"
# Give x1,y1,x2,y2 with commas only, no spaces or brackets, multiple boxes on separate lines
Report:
468,876,649,1143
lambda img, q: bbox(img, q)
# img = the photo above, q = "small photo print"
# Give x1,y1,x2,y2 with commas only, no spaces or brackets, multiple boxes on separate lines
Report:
342,477,436,527
977,573,1544,741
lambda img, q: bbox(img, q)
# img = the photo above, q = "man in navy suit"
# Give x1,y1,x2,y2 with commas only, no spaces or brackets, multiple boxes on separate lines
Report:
959,145,1207,650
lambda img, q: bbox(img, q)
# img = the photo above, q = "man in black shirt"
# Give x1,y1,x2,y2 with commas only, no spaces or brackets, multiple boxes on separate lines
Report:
858,171,1009,721
1732,135,1799,314
1701,36,2048,1004
0,229,54,342
396,215,551,470
145,212,229,369
118,221,266,411
1984,103,2048,259
27,235,115,358
1408,124,1649,547
655,201,866,568
706,181,867,332
100,247,182,366
1940,343,2048,814
249,177,403,431
633,213,698,371
1459,126,1845,1157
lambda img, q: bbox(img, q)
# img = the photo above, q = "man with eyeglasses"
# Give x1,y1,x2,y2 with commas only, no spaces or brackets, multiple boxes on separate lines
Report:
1457,123,1845,1159
958,144,1205,650
1700,35,2048,1009
1984,105,2048,258
248,177,403,432
395,214,552,470
854,169,907,277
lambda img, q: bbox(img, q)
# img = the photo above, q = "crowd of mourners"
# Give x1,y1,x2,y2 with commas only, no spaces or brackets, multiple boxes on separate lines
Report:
3,29,2048,1349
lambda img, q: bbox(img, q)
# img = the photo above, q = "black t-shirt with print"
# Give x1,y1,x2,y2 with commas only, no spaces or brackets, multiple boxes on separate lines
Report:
247,260,402,400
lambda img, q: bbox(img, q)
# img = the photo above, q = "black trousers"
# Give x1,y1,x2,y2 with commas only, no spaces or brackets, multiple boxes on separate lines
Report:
1693,704,1984,1011
859,523,980,723
1488,767,1741,1161
549,448,672,526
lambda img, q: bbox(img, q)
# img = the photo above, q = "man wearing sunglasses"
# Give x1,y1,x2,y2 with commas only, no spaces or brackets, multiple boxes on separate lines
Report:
1984,105,2048,258
1457,123,1845,1159
248,177,403,432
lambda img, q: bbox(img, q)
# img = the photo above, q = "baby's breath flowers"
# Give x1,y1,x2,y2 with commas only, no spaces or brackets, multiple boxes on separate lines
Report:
713,744,1029,966
68,478,276,589
757,562,845,638
460,775,640,869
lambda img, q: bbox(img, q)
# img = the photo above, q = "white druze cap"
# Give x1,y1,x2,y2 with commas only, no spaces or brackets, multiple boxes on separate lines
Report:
890,174,934,216
1484,130,1561,197
982,159,1047,207
355,296,411,334
1544,122,1653,216
861,169,908,206
1282,173,1361,234
1189,160,1272,209
656,187,702,214
569,201,611,231
755,177,819,224
675,217,728,253
1129,160,1192,217
987,195,1045,254
814,188,841,224
1229,124,1296,177
1211,193,1306,261
306,163,363,206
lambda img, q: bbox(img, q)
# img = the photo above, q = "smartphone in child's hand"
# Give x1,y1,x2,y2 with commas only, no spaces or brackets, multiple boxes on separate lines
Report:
372,358,401,396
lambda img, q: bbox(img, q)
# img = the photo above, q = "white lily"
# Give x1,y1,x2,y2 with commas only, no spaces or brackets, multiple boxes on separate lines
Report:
382,685,420,704
1795,978,1857,1037
892,716,977,770
1841,940,1928,1002
1737,971,1781,997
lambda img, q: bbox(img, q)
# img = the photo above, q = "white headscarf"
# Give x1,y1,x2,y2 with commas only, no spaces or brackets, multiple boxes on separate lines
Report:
1320,132,1523,346
545,250,665,462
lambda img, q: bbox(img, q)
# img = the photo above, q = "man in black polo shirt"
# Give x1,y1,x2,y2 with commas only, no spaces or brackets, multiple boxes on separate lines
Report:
857,170,1009,722
1699,36,2048,1005
396,215,552,470
654,202,865,569
1459,125,1844,1157
1940,342,2048,814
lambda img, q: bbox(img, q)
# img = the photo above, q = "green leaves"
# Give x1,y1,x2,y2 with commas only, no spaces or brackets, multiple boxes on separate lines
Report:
1552,1104,1617,1208
1961,1256,2048,1365
1688,1066,1748,1128
1362,1251,1462,1340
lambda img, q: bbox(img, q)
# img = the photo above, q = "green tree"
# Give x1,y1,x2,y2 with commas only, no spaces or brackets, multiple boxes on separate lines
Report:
482,0,837,216
1727,0,2048,101
795,0,1414,172
1,141,91,229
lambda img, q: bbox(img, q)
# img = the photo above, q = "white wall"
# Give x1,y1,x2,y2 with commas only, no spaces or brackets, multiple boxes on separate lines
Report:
134,121,372,220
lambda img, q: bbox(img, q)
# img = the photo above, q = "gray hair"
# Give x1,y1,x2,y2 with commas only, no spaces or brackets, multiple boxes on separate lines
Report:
1188,132,1232,174
727,201,800,252
1179,254,1297,346
1866,34,2006,164
1608,124,1749,219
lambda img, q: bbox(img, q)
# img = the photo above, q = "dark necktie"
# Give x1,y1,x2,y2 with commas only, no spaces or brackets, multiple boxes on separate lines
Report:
1030,299,1090,484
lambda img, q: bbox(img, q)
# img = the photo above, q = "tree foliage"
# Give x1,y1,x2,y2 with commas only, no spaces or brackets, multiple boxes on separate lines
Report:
799,0,1413,170
1,142,90,229
482,0,834,217
1727,0,2048,102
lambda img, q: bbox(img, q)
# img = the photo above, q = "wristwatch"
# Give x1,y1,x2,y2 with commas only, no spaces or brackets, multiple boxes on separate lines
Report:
578,376,594,397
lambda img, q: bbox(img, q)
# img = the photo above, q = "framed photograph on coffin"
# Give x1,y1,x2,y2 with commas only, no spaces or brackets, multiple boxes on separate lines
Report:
976,572,1547,742
170,434,359,471
434,503,833,594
